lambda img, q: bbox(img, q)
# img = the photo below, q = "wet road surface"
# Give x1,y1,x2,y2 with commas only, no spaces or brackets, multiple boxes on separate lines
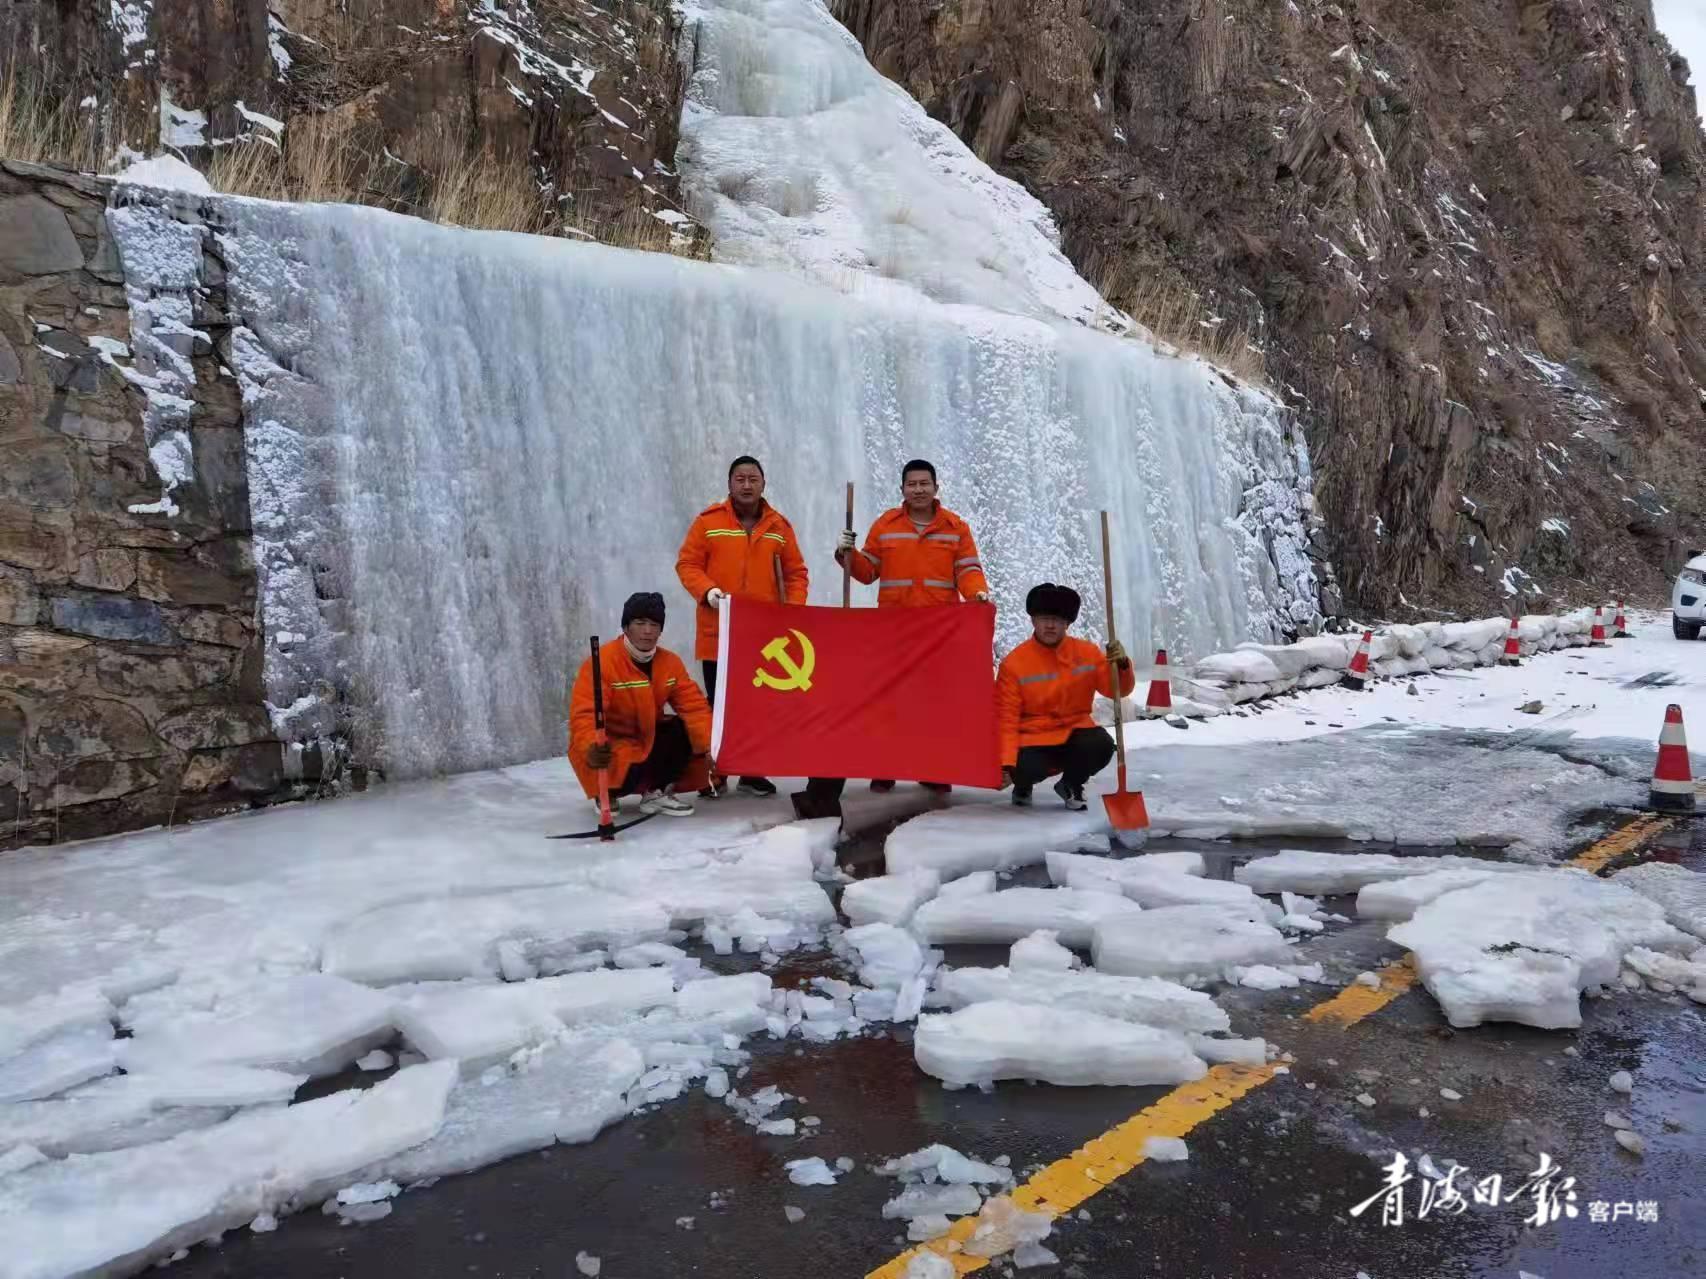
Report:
169,825,1706,1279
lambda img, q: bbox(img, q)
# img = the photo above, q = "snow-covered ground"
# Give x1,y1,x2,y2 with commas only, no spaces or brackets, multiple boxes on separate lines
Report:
3,619,1702,1276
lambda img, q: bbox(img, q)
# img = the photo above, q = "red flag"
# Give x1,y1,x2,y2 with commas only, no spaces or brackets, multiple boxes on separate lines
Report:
711,600,1000,787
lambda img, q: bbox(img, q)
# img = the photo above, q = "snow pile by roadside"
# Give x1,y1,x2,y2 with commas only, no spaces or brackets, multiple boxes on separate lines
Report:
1104,607,1604,720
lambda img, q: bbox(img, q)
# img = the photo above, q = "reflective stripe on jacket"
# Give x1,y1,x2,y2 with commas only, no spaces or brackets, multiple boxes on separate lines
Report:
846,503,990,607
995,635,1136,767
676,498,809,660
567,640,712,798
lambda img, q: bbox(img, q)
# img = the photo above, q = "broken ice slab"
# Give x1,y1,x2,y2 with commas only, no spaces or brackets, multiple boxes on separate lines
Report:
931,965,1229,1035
914,999,1206,1088
1234,849,1532,897
1390,871,1694,1029
1044,851,1204,886
0,989,114,1064
121,973,395,1079
938,871,998,898
843,923,931,990
1008,930,1077,972
584,827,836,928
366,1037,643,1185
1050,852,1273,916
911,887,1142,948
841,869,941,928
1622,947,1706,1002
0,1064,307,1157
881,1181,983,1218
1091,904,1292,984
675,973,774,1036
1356,869,1505,922
1613,862,1706,942
0,1025,117,1105
876,1144,1014,1185
0,1061,455,1279
320,885,671,984
886,806,1109,880
395,969,674,1068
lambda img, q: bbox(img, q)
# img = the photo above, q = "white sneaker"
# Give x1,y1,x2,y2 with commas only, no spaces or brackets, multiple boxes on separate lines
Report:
639,790,694,818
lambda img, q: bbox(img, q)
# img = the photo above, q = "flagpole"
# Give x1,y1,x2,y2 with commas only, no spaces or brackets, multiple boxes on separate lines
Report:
842,481,854,608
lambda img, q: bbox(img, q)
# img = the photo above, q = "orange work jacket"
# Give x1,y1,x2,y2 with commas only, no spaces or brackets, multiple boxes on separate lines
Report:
676,499,809,660
995,635,1136,767
847,503,990,608
567,640,713,798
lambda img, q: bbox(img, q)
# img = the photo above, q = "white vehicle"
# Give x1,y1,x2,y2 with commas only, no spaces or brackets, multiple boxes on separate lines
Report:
1672,553,1706,638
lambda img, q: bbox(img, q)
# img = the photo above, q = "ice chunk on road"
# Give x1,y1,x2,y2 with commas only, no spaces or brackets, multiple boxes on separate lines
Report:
1116,869,1270,915
905,1254,955,1279
676,972,773,1021
887,806,1106,879
931,966,1229,1034
1009,930,1078,972
882,1182,984,1219
915,1000,1206,1088
1614,863,1706,941
0,1064,306,1157
1141,1135,1188,1162
589,828,836,927
912,887,1142,948
1230,965,1299,991
372,1037,642,1184
1189,1035,1266,1066
907,1214,951,1241
785,1156,839,1186
939,871,998,898
395,969,673,1066
575,1250,601,1276
1390,871,1693,1029
842,870,941,928
0,1061,455,1278
877,1144,1013,1185
122,973,394,1079
1356,870,1503,922
1092,905,1292,984
1044,850,1203,888
0,989,113,1063
1236,850,1527,897
844,923,931,990
0,1025,117,1103
1623,947,1706,1002
1014,1241,1060,1268
321,885,671,984
963,1194,1054,1258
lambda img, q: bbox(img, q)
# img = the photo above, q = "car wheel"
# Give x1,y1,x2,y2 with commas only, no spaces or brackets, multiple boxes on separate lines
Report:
1673,615,1700,640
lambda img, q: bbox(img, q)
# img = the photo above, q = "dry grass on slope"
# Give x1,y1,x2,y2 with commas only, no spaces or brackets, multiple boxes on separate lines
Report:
1094,259,1269,388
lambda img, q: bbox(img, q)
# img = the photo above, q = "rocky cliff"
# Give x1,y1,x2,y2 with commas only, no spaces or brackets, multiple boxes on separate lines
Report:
829,0,1706,615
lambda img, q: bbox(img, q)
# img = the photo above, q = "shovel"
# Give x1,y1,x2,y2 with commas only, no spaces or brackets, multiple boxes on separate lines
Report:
1099,511,1151,839
548,635,657,840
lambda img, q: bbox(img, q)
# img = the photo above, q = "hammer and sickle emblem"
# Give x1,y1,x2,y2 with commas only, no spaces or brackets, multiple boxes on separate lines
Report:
753,629,816,692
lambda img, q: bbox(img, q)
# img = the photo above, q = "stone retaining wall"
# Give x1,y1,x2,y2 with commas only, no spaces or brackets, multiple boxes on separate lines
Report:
0,160,294,850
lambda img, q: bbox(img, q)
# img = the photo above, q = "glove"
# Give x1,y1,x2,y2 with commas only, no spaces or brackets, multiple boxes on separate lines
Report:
999,766,1016,791
975,592,991,604
586,740,614,770
704,587,726,607
1105,639,1129,666
837,529,857,552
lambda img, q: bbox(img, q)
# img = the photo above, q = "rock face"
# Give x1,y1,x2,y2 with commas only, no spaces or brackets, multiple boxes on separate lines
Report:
829,0,1706,614
3,0,693,243
0,161,290,849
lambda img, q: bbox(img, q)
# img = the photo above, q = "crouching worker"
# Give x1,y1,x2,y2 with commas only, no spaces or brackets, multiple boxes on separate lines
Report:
569,592,712,817
996,583,1135,811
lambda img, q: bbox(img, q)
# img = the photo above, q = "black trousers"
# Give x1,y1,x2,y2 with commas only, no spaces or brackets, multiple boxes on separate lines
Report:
1011,727,1115,790
614,718,692,797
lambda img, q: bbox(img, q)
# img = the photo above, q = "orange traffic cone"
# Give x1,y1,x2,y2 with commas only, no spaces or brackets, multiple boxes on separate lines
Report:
1614,600,1632,639
1649,704,1696,813
1343,630,1373,691
1590,607,1608,647
1500,616,1521,666
1145,649,1173,717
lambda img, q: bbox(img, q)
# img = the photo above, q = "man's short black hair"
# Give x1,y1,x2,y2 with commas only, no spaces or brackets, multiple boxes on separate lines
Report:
901,458,937,484
729,455,764,479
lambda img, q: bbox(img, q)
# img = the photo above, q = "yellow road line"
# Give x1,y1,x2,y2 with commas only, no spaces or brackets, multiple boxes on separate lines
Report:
866,816,1671,1278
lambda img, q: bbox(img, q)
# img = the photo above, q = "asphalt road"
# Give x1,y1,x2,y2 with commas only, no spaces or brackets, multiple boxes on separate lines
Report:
168,827,1706,1279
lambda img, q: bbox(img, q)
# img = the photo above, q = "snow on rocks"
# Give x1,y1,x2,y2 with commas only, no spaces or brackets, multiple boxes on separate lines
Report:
120,973,395,1079
393,969,675,1068
320,886,672,985
0,1062,456,1277
930,966,1230,1035
1009,930,1079,972
886,807,1108,880
1091,905,1293,985
841,869,941,928
912,887,1142,949
1389,871,1695,1029
914,1000,1206,1089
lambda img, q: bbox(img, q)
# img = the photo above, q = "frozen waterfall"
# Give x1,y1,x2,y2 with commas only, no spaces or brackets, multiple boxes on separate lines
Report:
107,0,1320,781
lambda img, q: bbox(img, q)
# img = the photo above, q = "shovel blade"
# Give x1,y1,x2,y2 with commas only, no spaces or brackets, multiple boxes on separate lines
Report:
1101,787,1150,832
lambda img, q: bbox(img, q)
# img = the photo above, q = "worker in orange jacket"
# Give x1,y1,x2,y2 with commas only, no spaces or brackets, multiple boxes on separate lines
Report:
568,592,712,817
996,582,1134,810
676,454,809,798
829,458,990,797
